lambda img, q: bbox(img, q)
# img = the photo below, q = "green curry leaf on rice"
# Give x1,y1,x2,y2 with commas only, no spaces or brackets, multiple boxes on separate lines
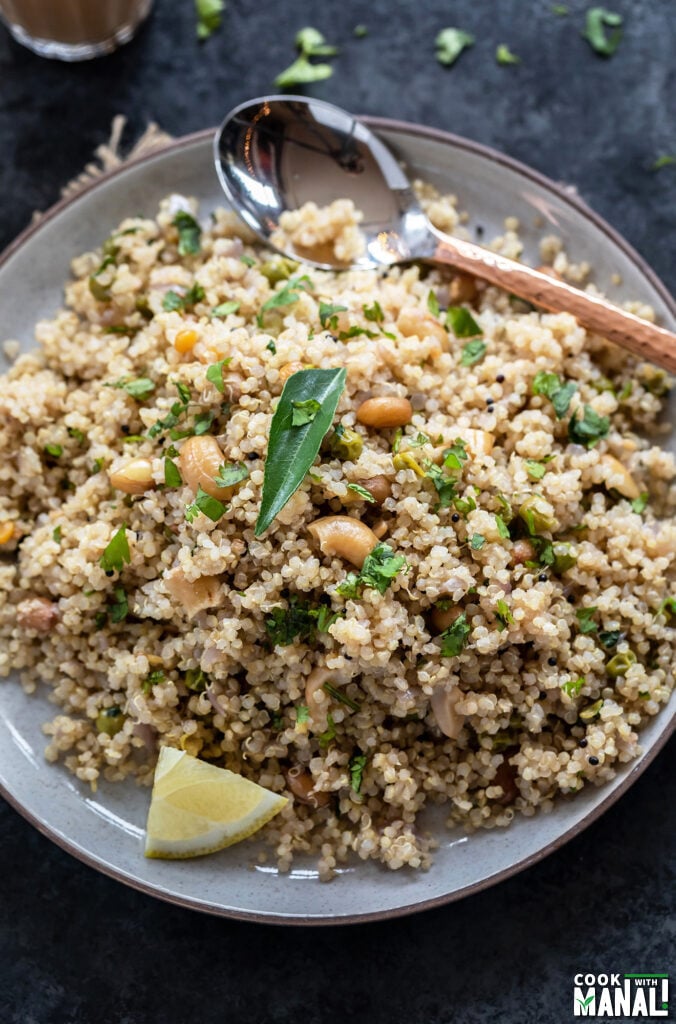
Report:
255,368,347,535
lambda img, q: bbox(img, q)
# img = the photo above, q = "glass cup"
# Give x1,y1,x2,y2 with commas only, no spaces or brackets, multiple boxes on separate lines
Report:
0,0,153,60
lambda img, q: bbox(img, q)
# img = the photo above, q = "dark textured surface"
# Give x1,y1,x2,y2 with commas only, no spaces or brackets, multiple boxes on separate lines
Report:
0,2,674,1021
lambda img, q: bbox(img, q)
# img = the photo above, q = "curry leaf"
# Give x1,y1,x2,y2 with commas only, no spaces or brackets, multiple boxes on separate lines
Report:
256,368,347,535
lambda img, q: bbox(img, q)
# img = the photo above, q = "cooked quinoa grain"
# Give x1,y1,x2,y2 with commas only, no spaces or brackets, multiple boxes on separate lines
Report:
1,188,674,880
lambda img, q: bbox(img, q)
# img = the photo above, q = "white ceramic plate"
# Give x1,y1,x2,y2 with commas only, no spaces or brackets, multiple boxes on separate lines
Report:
1,122,674,924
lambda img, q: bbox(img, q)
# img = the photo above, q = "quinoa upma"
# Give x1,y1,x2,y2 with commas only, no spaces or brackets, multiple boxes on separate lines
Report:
0,186,674,879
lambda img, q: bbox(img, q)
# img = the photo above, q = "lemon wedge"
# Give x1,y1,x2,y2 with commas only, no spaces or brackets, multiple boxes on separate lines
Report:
144,747,287,859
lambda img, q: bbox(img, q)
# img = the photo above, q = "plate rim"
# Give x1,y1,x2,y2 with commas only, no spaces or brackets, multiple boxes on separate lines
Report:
1,119,674,927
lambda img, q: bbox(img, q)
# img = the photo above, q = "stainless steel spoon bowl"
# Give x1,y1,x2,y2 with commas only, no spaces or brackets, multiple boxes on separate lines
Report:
214,95,676,372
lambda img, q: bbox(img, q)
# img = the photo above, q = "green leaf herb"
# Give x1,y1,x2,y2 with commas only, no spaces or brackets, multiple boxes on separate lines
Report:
274,27,337,88
257,275,311,325
336,543,408,598
164,457,182,488
142,669,165,694
110,585,128,624
319,301,348,330
318,713,337,748
446,306,482,338
185,485,226,523
185,668,210,693
630,492,649,514
266,340,277,355
296,705,310,725
52,526,62,543
106,377,156,401
240,254,256,268
425,463,457,508
440,612,471,656
460,340,487,367
195,0,224,39
599,629,623,648
172,211,201,256
88,255,115,302
494,514,510,540
213,462,249,488
347,482,376,503
583,7,622,57
436,27,475,67
525,456,555,479
291,398,321,426
532,371,577,418
576,606,598,634
256,368,346,535
99,525,131,574
470,533,486,550
211,300,240,318
426,290,440,317
349,752,368,793
265,596,340,647
44,443,63,458
568,406,610,448
363,300,385,324
205,357,232,393
495,599,514,631
652,155,676,172
562,676,585,697
162,283,205,313
443,439,469,471
496,43,520,65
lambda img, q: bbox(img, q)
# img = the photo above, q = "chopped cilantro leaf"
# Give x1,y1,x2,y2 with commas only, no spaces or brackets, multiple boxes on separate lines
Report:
274,28,337,88
240,254,256,267
319,301,348,330
447,306,481,338
337,543,408,597
562,676,585,697
440,612,470,656
630,492,649,514
266,340,277,354
436,27,475,67
52,526,62,543
212,300,240,318
583,7,622,57
265,596,340,646
532,371,577,418
172,210,201,255
363,300,385,324
495,599,514,631
258,275,311,324
318,713,337,748
443,438,469,471
496,43,520,65
296,705,310,725
494,514,510,539
568,406,610,448
164,457,182,488
349,752,368,793
185,485,226,523
44,443,63,458
213,461,249,488
470,533,486,550
205,357,232,393
110,585,128,624
195,0,224,40
99,525,131,574
576,606,598,634
460,340,487,367
599,629,623,648
655,596,676,620
427,290,440,317
338,326,378,341
425,463,457,508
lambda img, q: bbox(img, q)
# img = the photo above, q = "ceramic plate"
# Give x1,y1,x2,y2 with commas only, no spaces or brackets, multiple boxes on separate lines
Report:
1,121,674,924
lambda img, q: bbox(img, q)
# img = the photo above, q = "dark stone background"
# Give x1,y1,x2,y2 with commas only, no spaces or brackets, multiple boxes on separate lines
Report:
0,2,673,1021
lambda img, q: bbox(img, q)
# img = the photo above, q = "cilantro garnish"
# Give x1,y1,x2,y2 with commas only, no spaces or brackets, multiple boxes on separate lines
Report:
336,542,408,598
583,7,622,57
296,705,310,725
164,457,182,488
44,443,63,458
52,526,62,543
599,630,623,649
568,406,610,448
440,612,471,656
257,275,311,326
532,371,577,419
172,211,201,256
436,27,474,67
348,753,368,793
363,300,385,324
426,290,440,317
495,599,514,631
162,283,205,313
265,596,341,646
185,485,226,523
109,585,129,624
470,534,486,551
576,606,598,634
212,301,240,319
562,676,585,697
347,483,376,503
195,0,224,40
496,43,520,65
425,463,458,509
319,301,348,330
318,713,337,748
99,525,131,574
274,27,338,88
447,306,482,338
443,439,469,471
494,514,510,539
205,357,232,394
630,492,649,514
460,340,487,367
212,461,249,488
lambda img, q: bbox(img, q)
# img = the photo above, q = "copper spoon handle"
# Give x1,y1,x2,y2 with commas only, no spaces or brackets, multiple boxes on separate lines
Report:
432,233,676,374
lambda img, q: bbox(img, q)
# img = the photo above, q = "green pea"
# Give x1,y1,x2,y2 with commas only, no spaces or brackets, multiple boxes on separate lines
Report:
551,541,576,574
329,426,363,462
606,650,637,678
95,707,125,736
518,496,557,535
259,257,299,284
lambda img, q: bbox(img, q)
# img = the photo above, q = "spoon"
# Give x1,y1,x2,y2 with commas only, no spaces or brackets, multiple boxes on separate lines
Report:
214,95,676,373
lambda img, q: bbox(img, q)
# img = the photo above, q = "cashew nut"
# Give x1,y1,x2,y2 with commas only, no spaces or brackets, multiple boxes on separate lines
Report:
178,435,232,500
307,515,378,568
356,396,413,429
109,457,155,495
430,686,465,740
396,306,448,348
599,454,640,500
164,567,223,619
285,765,331,808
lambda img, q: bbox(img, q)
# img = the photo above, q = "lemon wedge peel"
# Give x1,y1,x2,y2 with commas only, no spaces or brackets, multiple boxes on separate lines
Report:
144,747,287,860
